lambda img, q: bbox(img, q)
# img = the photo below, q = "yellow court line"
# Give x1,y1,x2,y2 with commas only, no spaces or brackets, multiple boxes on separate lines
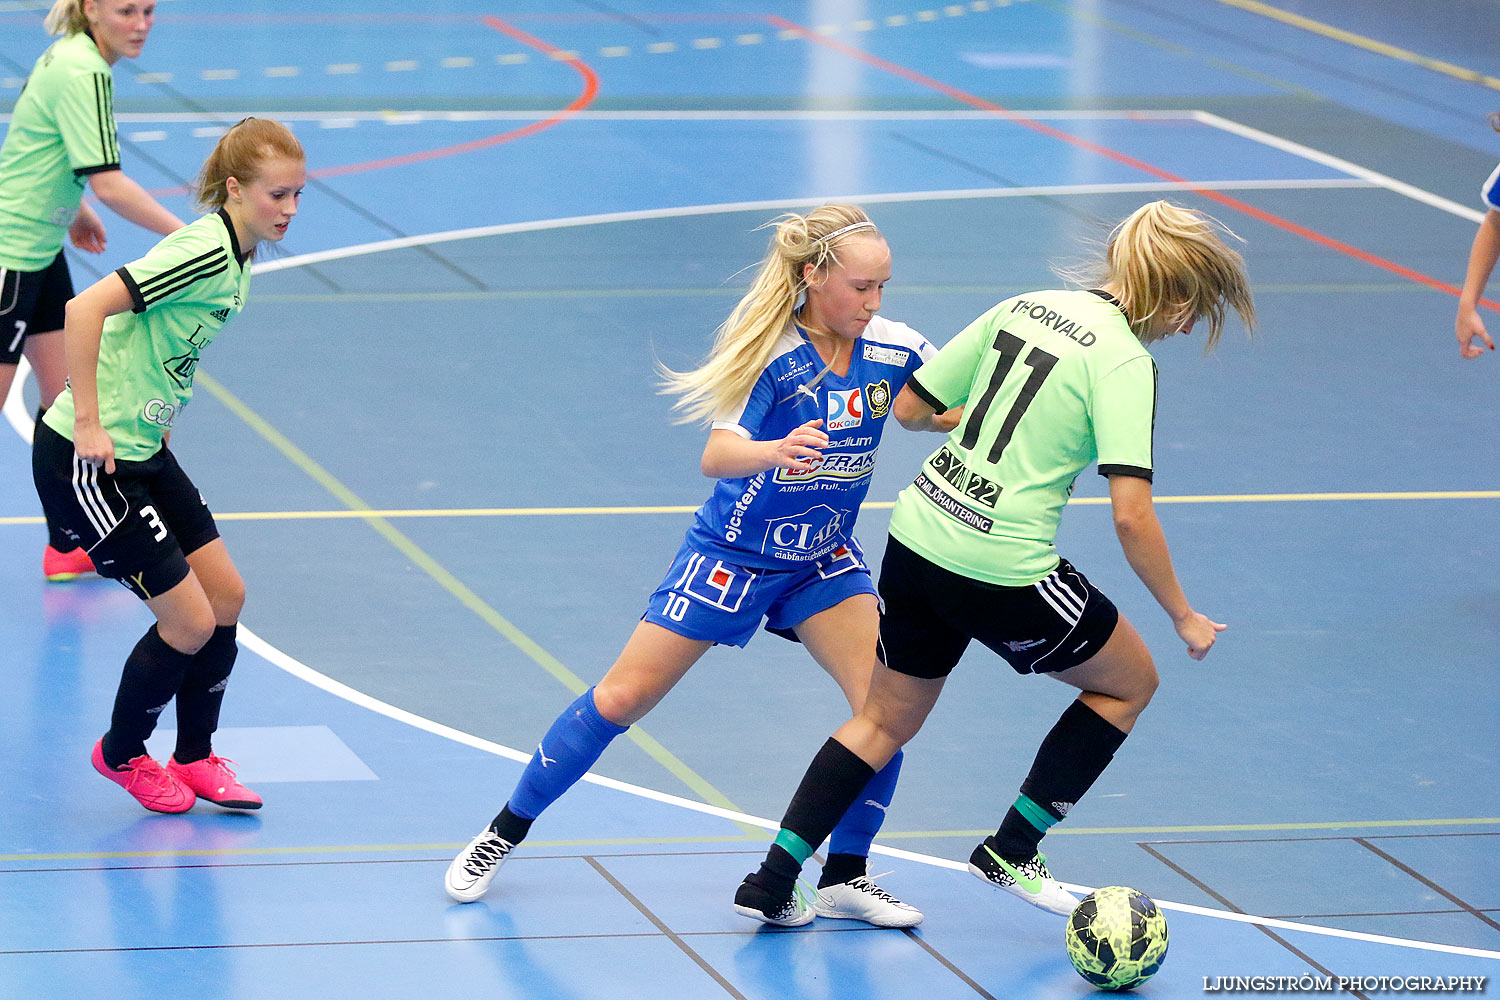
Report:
4,489,1498,526
7,818,1493,863
1211,0,1500,91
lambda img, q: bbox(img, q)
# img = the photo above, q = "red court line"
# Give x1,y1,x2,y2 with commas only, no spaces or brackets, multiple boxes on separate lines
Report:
766,15,1500,314
143,15,598,193
310,16,599,180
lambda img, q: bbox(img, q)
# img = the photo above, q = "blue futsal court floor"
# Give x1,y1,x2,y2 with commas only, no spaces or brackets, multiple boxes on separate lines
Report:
1,2,1498,997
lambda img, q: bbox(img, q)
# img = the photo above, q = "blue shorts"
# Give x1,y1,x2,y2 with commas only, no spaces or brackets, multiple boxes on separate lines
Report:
642,537,876,647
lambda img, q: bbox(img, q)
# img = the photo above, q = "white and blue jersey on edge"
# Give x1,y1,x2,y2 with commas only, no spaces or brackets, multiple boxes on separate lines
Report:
1484,162,1500,212
685,315,936,570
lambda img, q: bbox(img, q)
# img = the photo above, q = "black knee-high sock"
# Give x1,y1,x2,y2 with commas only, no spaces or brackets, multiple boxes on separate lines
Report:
35,404,70,551
101,625,196,769
991,699,1128,859
749,739,875,895
173,623,238,764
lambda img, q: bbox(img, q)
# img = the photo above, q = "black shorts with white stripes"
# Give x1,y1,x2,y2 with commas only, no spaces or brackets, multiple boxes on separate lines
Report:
876,535,1119,678
32,420,219,601
1,253,74,364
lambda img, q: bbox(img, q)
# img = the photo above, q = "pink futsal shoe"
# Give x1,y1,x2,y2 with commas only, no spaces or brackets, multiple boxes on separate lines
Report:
43,544,95,582
168,755,262,810
91,739,196,813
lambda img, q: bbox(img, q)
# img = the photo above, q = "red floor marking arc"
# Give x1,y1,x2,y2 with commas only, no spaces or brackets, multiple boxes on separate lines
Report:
144,15,598,194
309,16,599,180
765,15,1500,315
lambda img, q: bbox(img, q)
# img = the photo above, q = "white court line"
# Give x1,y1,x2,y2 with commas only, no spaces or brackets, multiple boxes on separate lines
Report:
9,183,1496,964
0,109,1206,125
250,178,1377,274
236,624,1500,963
1193,110,1488,224
8,393,1496,959
3,357,33,444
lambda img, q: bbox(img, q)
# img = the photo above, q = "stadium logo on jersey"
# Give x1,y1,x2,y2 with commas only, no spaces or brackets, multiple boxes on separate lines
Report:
774,448,877,483
209,306,231,323
681,555,753,613
862,343,909,366
763,505,846,561
865,379,891,418
826,388,863,431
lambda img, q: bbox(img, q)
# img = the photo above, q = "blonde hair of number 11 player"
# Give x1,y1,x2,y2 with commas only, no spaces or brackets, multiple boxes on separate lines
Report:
59,119,304,812
734,200,1256,922
444,205,959,925
1454,112,1500,358
1,0,185,580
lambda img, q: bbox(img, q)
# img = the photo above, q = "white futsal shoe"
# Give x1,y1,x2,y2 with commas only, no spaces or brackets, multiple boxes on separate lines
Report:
445,828,516,903
813,873,924,928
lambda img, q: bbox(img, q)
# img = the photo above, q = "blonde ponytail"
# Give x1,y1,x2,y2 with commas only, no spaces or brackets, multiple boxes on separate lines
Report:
661,204,880,424
43,0,88,36
1065,201,1255,349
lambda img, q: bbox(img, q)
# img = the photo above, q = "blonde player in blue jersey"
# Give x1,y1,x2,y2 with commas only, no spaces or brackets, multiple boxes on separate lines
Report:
1455,112,1500,359
0,0,187,581
447,205,958,927
32,118,304,814
735,200,1256,924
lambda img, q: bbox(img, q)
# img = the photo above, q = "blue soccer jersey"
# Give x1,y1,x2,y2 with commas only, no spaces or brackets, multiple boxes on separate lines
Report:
684,315,936,569
1484,162,1500,212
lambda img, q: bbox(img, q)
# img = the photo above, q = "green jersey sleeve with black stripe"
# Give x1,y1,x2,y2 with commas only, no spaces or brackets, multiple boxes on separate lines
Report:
889,288,1157,586
0,32,121,271
44,210,250,461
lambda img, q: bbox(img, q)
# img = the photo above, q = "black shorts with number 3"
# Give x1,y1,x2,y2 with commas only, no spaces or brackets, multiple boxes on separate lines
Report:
877,535,1119,678
32,420,219,600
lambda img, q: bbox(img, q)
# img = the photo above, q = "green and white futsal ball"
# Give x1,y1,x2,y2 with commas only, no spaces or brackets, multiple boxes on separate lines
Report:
1064,886,1170,991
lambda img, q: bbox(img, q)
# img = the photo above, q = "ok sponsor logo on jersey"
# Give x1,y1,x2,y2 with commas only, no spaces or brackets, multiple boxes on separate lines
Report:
826,388,863,431
762,504,846,561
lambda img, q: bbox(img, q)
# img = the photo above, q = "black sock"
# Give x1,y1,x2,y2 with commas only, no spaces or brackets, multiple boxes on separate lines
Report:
101,625,195,769
992,699,1128,859
750,738,875,897
818,853,868,888
489,804,534,845
173,624,238,764
36,404,72,551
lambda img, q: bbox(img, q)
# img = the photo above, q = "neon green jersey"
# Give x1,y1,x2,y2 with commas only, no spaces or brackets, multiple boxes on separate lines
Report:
0,32,121,271
889,289,1157,585
45,210,250,461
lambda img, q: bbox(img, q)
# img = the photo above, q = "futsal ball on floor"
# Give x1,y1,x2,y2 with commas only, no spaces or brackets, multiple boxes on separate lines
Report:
1064,886,1169,991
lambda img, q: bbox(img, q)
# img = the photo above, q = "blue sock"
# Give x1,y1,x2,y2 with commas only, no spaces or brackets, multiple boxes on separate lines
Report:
507,687,627,822
828,748,902,858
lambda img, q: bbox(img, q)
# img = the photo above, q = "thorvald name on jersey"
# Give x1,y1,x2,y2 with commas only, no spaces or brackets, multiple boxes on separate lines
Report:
773,447,878,485
1010,298,1098,346
762,505,847,561
862,343,909,366
827,388,863,431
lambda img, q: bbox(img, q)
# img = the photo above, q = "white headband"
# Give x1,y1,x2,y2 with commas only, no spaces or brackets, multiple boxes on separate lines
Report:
817,220,877,244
